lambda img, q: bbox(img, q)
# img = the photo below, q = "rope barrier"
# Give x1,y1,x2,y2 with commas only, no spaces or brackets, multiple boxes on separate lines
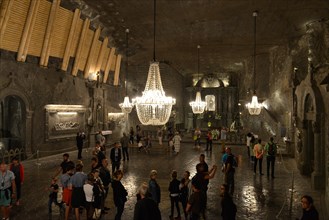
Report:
37,146,76,153
275,146,295,219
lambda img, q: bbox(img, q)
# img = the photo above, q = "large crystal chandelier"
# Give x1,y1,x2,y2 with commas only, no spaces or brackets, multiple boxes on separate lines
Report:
246,11,262,115
190,45,206,114
119,29,134,114
133,0,176,125
190,91,206,114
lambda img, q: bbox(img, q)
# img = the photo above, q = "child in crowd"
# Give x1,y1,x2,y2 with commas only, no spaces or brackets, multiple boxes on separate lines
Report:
47,177,62,214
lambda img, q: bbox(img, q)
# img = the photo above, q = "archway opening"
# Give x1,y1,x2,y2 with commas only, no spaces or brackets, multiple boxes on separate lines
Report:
0,95,26,151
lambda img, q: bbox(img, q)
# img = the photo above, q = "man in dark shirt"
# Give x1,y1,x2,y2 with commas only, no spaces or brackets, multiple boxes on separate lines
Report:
223,147,236,196
76,132,86,159
99,158,112,211
120,132,130,161
54,153,75,178
110,142,122,174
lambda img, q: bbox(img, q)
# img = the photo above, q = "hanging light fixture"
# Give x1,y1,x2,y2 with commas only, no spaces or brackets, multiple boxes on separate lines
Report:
246,11,263,115
190,45,206,114
133,0,176,125
119,29,134,114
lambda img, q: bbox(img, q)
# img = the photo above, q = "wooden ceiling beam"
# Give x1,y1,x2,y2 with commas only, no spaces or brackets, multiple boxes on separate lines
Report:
0,0,14,46
113,54,122,86
61,8,80,71
84,26,101,78
72,18,90,76
16,0,40,62
40,0,61,67
95,37,108,73
103,47,115,83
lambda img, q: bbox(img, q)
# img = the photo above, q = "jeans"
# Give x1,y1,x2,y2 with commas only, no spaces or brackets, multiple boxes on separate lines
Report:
254,157,263,174
170,196,181,217
122,147,129,160
206,140,212,151
266,156,276,177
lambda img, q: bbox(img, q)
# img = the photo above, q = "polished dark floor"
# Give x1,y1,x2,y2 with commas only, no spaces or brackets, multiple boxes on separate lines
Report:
8,141,328,220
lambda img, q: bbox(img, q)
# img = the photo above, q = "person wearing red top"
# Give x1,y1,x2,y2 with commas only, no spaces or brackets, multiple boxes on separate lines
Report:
9,157,24,206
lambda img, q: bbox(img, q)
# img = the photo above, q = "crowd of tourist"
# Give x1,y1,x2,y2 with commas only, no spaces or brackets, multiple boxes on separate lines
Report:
0,127,320,220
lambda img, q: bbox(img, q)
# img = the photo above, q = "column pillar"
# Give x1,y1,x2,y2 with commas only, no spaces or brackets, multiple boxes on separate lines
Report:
311,121,324,189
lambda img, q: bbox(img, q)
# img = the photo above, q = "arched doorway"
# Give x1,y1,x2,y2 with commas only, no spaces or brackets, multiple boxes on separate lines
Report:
303,94,315,174
0,95,26,151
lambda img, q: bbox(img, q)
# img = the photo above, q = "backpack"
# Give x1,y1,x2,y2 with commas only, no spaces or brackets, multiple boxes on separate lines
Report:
268,142,276,156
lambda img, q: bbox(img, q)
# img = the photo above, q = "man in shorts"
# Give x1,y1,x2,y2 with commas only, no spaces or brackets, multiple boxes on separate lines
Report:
0,162,16,220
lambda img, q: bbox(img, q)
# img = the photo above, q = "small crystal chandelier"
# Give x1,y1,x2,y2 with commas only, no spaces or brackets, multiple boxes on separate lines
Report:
246,11,262,115
190,45,206,114
133,0,176,125
119,29,134,114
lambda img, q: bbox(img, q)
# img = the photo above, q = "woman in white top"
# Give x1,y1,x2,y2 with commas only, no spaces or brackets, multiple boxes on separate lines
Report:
172,132,182,154
83,173,95,220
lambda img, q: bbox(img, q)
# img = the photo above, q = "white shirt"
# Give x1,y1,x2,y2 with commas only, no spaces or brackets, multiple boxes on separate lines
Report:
83,183,94,202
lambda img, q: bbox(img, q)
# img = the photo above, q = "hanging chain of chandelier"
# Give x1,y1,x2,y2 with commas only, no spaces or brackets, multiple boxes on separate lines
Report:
246,11,263,115
132,0,176,125
189,45,206,114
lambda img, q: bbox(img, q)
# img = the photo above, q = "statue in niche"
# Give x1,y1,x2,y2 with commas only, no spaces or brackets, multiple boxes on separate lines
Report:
296,128,303,153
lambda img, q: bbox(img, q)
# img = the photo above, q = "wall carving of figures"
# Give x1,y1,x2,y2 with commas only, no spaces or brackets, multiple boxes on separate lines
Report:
45,105,86,141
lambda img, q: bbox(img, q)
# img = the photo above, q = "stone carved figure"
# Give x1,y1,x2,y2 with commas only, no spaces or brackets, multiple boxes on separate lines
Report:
296,129,303,153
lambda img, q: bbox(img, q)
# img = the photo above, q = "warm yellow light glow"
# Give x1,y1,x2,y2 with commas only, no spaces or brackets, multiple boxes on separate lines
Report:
246,95,262,115
57,112,78,115
190,92,206,114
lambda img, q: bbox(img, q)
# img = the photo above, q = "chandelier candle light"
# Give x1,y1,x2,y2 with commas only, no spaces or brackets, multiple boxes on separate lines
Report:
246,11,263,115
133,0,176,125
119,29,134,114
190,45,206,114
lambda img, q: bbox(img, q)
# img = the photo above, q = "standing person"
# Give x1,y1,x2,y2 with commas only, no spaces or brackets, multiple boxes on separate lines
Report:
83,173,95,220
61,163,75,220
120,132,130,161
249,135,256,163
9,157,24,206
168,170,181,219
70,163,87,220
110,142,122,174
194,128,201,148
54,153,75,178
99,158,111,211
133,182,161,220
186,179,206,220
96,131,106,152
265,137,277,178
129,127,135,145
94,141,106,168
92,169,105,216
112,170,128,220
179,171,191,220
246,133,253,160
253,139,264,175
172,132,182,154
157,128,163,146
47,177,62,215
0,162,16,220
222,147,237,196
148,170,161,206
299,195,319,220
76,132,86,159
205,130,213,151
220,184,237,220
